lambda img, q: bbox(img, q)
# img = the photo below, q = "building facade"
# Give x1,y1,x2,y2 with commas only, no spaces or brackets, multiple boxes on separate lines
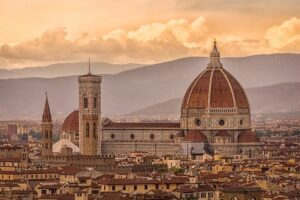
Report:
41,93,53,157
47,41,262,158
78,72,101,155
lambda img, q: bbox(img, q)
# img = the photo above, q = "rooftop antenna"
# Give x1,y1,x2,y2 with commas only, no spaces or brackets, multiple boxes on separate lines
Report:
88,57,91,74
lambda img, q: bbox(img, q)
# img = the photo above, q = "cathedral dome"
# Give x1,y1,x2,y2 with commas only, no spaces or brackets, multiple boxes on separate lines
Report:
180,41,251,131
181,66,249,110
238,130,260,143
183,130,208,143
62,110,79,133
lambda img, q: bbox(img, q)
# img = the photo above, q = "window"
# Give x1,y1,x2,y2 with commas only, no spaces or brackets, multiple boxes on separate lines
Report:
219,119,225,126
86,122,90,137
201,193,206,198
169,134,174,139
166,184,170,189
45,143,48,149
84,97,88,108
144,185,148,190
123,185,126,190
93,123,97,138
93,98,97,108
195,118,201,126
111,134,115,139
208,192,213,198
130,134,135,139
240,119,243,125
49,130,52,139
150,134,155,139
155,184,159,189
134,185,137,190
112,185,115,191
45,131,48,139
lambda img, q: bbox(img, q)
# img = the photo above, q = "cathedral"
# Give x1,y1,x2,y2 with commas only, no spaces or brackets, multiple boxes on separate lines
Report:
41,41,262,159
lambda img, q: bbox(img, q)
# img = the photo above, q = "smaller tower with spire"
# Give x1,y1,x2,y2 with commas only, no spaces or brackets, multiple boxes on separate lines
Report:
41,92,53,157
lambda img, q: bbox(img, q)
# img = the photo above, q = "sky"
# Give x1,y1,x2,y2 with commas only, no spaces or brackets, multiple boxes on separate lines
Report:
0,0,300,69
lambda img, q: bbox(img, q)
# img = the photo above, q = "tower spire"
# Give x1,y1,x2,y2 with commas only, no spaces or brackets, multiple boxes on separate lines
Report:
207,39,222,69
42,92,52,122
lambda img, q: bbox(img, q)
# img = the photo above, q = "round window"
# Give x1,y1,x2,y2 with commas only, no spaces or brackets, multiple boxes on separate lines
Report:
111,134,115,139
219,119,225,126
150,134,155,139
169,134,174,139
195,118,201,126
130,134,135,139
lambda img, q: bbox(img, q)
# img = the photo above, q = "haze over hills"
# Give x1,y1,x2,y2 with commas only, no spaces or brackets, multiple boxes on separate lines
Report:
129,82,300,116
0,62,144,79
0,53,299,120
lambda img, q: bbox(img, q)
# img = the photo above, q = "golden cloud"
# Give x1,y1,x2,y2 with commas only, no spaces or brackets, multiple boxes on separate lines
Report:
0,16,300,68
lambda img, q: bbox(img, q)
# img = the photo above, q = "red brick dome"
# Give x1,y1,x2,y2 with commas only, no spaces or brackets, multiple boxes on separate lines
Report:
215,131,231,137
61,110,79,133
183,130,208,143
238,130,260,143
182,41,249,110
182,68,249,109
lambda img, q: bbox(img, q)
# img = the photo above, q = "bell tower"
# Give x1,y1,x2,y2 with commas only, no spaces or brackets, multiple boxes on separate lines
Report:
78,60,101,155
41,93,53,157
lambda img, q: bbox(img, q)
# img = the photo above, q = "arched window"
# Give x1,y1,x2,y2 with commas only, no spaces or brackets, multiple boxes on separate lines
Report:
84,97,88,108
86,122,90,137
49,130,52,139
93,123,97,138
93,98,97,108
45,131,48,139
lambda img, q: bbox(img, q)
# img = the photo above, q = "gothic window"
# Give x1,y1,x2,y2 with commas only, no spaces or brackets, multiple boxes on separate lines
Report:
93,98,97,108
86,122,90,137
93,123,97,138
45,131,48,139
240,119,243,125
49,130,52,139
84,97,88,108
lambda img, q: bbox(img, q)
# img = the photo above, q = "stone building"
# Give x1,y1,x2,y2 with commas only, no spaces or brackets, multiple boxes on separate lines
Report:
43,40,262,158
180,41,262,158
41,93,53,157
78,69,101,155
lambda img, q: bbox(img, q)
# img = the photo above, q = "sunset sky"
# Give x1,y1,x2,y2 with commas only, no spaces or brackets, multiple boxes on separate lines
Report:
1,0,300,68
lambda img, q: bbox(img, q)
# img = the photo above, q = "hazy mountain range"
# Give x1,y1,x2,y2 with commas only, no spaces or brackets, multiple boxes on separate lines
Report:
0,62,143,79
0,53,299,120
129,82,300,116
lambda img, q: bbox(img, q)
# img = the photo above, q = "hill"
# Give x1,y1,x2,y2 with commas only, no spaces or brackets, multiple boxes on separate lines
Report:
0,54,299,120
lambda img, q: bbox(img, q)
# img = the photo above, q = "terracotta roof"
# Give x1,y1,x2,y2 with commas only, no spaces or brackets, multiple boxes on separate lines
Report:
181,42,249,110
215,131,231,137
102,122,180,129
183,130,208,143
42,94,52,122
238,130,260,143
62,110,79,133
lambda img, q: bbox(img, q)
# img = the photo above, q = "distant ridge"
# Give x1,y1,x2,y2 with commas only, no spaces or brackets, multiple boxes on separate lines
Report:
0,62,144,79
0,54,299,120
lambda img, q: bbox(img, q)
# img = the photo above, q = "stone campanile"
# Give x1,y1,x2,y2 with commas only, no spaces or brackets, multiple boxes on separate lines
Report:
78,65,101,155
41,93,53,157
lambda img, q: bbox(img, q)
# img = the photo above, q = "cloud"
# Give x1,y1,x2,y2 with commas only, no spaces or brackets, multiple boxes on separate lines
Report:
0,16,300,68
265,17,300,49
